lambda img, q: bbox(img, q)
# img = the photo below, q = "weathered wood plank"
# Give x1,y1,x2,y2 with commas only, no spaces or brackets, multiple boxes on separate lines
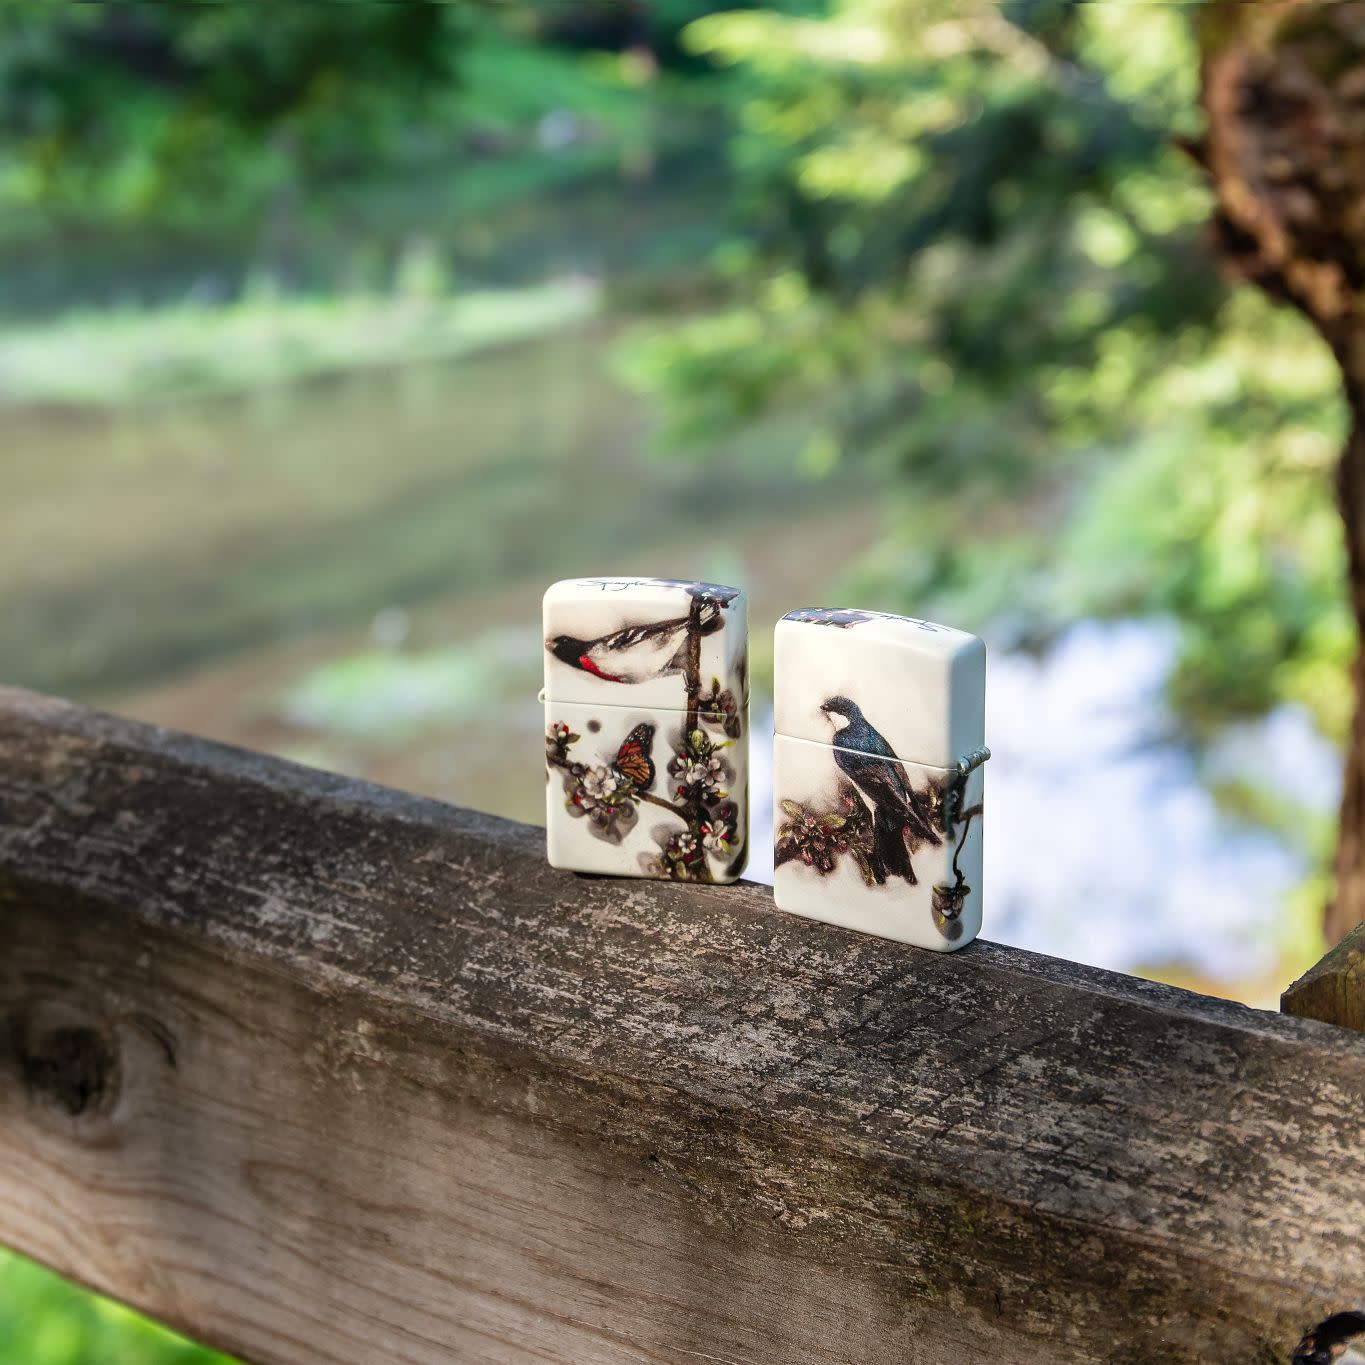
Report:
0,686,1362,1365
1283,921,1365,1033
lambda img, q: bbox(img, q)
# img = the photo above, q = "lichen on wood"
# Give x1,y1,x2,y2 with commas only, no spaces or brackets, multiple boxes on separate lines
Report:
1,687,1362,1364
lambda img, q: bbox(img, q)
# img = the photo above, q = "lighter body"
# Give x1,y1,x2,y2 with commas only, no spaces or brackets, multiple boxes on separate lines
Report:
543,576,748,882
772,608,987,950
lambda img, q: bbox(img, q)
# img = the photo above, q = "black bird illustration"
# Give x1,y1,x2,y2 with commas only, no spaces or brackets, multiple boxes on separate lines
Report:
820,696,941,884
548,601,723,685
1291,1311,1365,1365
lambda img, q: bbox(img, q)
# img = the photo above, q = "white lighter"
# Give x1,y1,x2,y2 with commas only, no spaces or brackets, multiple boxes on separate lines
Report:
772,608,988,950
543,577,748,882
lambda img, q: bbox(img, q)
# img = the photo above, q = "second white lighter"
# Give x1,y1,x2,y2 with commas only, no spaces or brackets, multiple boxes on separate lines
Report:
772,608,987,950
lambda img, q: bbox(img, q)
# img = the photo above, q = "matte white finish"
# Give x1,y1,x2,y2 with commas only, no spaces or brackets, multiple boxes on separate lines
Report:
774,610,983,768
772,609,986,951
546,699,748,879
543,578,748,883
544,577,747,709
773,734,982,950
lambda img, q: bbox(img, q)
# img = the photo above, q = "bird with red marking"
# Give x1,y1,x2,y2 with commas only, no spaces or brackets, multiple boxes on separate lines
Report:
547,600,724,685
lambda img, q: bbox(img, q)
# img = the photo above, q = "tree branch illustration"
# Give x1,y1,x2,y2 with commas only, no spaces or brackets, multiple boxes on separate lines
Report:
546,715,739,882
684,592,704,735
776,772,984,937
544,590,742,882
545,746,680,817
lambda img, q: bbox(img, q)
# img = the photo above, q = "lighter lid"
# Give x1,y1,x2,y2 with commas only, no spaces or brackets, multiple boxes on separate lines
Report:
774,608,984,769
543,577,748,709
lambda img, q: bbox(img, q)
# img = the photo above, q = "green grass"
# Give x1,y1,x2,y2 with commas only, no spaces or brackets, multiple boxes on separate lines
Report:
0,277,598,406
0,1251,235,1365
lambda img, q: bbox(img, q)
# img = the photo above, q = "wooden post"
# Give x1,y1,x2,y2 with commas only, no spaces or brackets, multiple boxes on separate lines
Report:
1,687,1363,1365
1283,922,1365,1033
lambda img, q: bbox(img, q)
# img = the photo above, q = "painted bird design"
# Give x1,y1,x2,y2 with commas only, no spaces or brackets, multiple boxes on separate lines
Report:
1291,1311,1365,1365
820,696,941,885
547,600,724,685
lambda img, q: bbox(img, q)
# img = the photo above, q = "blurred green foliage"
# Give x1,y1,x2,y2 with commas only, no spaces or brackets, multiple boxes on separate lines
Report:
0,1,465,228
625,0,1350,742
0,1252,230,1364
0,0,1350,1358
0,0,739,239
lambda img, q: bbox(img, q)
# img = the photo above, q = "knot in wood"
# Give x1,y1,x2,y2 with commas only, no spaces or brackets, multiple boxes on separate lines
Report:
12,1011,120,1118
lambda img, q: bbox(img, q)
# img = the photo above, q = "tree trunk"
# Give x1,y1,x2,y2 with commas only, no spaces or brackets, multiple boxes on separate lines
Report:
1198,1,1365,943
1331,408,1365,942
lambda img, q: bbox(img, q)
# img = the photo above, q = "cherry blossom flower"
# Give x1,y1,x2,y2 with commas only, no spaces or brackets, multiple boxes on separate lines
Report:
701,820,734,855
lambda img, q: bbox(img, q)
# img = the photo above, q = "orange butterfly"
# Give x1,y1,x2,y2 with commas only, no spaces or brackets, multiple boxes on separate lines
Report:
612,723,656,790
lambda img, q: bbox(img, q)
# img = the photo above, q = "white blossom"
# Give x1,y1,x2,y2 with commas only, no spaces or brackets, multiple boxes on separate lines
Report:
582,765,613,799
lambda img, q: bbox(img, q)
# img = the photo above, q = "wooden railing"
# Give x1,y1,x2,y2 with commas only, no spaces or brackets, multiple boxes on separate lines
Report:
1,687,1362,1365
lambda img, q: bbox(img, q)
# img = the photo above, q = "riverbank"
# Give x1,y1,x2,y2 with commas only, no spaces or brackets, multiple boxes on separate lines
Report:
0,276,599,407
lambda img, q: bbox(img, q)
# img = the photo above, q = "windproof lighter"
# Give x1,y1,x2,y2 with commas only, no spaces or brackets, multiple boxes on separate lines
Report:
543,576,748,881
772,609,987,950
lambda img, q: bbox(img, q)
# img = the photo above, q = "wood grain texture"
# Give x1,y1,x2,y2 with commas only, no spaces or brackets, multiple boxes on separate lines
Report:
1283,922,1365,1033
1,686,1363,1365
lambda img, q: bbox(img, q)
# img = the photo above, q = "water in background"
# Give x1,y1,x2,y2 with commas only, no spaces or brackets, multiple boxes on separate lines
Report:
3,323,1339,1005
750,619,1339,989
